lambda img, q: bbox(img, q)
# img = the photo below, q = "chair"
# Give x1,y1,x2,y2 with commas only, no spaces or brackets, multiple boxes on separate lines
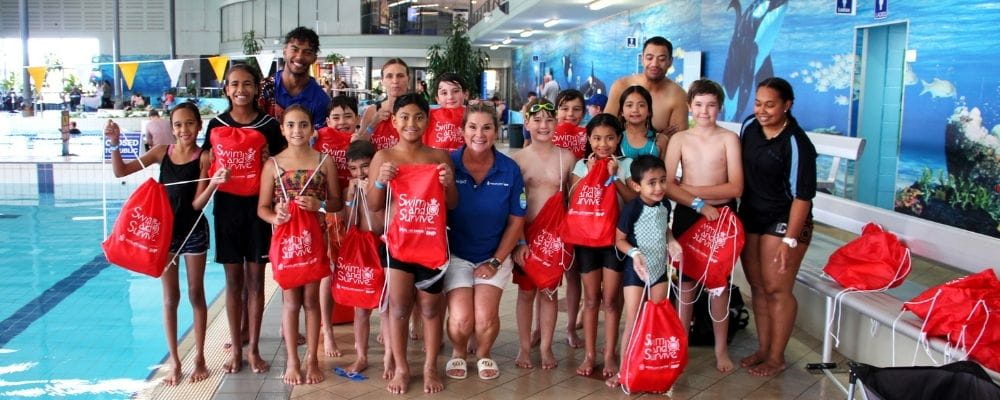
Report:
846,361,1000,400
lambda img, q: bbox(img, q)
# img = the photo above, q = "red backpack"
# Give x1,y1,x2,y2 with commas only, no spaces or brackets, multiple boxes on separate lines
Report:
333,189,385,309
824,222,911,290
313,127,353,189
522,190,573,293
102,178,175,277
677,206,745,294
268,158,331,289
424,107,466,151
208,125,267,196
370,119,399,151
561,157,619,247
385,164,449,269
553,122,586,159
620,287,688,394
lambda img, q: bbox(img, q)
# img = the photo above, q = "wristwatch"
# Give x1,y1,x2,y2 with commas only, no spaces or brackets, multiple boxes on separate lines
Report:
487,257,502,269
781,237,798,248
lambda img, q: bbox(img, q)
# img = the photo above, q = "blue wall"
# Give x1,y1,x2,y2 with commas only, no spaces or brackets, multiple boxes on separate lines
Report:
513,0,1000,237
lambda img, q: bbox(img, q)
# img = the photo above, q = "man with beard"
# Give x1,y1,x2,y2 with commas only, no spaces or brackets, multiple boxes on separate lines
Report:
259,27,331,129
604,36,688,137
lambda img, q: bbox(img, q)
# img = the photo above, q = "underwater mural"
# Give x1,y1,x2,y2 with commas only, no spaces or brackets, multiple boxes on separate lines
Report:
512,0,1000,238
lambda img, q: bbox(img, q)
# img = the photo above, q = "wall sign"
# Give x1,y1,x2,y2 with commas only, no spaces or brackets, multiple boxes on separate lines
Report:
625,37,638,48
874,0,888,19
104,132,142,160
836,0,855,15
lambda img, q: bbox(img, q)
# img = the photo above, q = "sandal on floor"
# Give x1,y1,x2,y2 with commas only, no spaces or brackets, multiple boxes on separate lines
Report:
446,358,468,379
477,358,500,380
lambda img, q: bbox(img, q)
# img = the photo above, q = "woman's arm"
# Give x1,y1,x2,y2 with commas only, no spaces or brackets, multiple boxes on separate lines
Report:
493,215,525,263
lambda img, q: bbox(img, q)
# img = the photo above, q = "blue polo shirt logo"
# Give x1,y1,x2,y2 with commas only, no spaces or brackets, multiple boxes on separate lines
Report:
519,191,527,209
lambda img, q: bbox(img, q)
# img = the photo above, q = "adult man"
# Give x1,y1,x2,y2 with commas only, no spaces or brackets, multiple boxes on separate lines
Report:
143,109,174,149
604,36,688,136
259,26,331,129
540,72,560,103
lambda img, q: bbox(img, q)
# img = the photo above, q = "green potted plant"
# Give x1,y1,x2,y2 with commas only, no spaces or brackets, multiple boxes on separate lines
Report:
426,15,489,101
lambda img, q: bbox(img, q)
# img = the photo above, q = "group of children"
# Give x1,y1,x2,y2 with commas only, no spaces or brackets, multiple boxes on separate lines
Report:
106,56,750,394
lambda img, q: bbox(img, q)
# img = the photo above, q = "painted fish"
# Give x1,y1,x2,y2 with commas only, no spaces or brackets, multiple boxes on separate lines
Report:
920,78,957,98
834,95,849,106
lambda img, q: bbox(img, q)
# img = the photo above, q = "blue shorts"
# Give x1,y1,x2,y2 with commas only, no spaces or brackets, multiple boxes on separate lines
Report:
623,257,668,287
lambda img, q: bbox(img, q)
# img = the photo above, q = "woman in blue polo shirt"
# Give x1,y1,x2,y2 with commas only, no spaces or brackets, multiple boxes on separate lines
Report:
442,102,526,381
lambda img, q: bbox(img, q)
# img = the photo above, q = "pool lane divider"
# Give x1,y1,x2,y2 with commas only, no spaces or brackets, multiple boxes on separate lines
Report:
0,254,110,347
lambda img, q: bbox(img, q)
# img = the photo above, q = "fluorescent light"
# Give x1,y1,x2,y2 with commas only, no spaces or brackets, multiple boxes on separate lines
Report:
543,18,559,28
411,3,439,8
519,29,534,38
388,0,411,7
587,0,617,10
489,43,500,50
502,37,512,45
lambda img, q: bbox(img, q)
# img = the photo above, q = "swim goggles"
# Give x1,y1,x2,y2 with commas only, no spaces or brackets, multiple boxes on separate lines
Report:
528,102,555,113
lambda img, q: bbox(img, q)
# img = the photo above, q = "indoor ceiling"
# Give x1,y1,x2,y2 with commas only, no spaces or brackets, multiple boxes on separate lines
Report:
468,0,653,48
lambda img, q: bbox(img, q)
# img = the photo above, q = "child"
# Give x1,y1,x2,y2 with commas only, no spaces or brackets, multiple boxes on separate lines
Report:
315,95,361,358
618,85,667,158
571,113,637,378
424,72,467,151
552,89,587,348
365,93,458,395
258,104,343,385
338,140,392,375
511,99,576,370
607,155,683,387
104,102,212,385
195,64,284,375
664,79,740,373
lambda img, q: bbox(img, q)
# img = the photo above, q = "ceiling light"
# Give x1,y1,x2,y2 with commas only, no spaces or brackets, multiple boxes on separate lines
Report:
489,43,500,50
519,29,534,38
388,0,412,7
471,0,476,3
502,37,512,45
587,0,617,11
411,3,439,8
543,18,559,28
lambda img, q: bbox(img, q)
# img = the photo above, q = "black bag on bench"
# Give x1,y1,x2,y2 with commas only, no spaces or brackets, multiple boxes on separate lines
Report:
687,284,750,346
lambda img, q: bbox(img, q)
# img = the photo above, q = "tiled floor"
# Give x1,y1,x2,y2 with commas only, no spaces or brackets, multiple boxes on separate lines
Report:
200,281,851,400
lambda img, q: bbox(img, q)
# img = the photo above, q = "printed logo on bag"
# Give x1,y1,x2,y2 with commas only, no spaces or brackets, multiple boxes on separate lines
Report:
554,132,586,155
530,229,564,266
215,145,258,177
397,194,441,233
371,130,399,150
573,185,605,210
280,229,314,262
335,257,377,290
691,228,732,252
640,334,683,367
126,206,162,247
433,120,462,146
318,143,347,168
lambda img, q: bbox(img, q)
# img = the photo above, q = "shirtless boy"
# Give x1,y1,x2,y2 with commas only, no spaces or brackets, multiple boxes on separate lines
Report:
605,36,688,137
663,79,743,372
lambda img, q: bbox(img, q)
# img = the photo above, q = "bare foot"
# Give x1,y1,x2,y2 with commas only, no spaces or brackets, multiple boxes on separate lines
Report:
749,360,786,377
323,329,342,357
740,352,765,368
346,356,369,373
530,329,541,348
541,348,558,370
575,319,583,330
283,362,303,385
189,355,210,383
223,352,242,374
297,334,306,346
576,356,595,376
305,359,325,384
248,352,270,374
423,367,444,394
163,359,182,386
222,337,248,352
382,355,395,380
602,356,618,378
515,349,533,369
716,353,735,373
605,373,620,388
386,370,409,394
409,330,421,341
566,331,582,349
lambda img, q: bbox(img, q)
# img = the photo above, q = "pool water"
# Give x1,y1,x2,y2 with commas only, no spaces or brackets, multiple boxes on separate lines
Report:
0,194,226,399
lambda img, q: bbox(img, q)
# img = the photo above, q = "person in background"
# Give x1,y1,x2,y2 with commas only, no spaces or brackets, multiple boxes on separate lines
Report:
131,92,146,110
520,91,538,146
540,72,560,103
258,27,331,129
416,80,432,105
144,109,175,150
583,93,608,125
61,121,80,156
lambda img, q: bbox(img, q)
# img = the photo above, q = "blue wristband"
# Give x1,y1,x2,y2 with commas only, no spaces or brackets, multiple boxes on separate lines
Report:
344,200,353,207
517,239,527,246
374,180,386,190
691,197,705,213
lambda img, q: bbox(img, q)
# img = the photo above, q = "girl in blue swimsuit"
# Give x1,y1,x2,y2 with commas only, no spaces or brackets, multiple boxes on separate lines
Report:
617,85,667,158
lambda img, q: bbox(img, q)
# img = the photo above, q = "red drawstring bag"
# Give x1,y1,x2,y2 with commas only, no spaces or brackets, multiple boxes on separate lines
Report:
903,270,1000,371
370,119,399,151
424,107,465,151
385,164,448,269
333,227,385,309
102,178,175,277
620,289,688,394
677,206,745,294
824,222,911,290
313,127,353,188
561,157,619,247
522,191,573,293
553,122,586,159
270,204,331,289
209,126,267,196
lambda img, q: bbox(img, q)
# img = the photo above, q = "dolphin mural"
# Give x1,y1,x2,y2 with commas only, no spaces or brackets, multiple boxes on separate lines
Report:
722,0,789,121
579,62,607,98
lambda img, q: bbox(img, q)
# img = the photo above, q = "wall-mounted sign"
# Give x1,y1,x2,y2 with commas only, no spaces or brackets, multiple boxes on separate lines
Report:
836,0,855,15
874,0,888,19
625,37,638,48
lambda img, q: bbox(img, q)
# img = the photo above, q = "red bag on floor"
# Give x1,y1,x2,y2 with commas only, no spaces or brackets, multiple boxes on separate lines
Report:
903,269,1000,371
677,206,745,294
620,294,688,394
424,106,465,151
561,157,619,247
102,178,175,277
824,222,911,290
209,126,267,196
553,122,586,159
313,127,353,188
386,164,448,269
522,191,573,292
333,227,385,309
370,119,399,151
270,205,331,290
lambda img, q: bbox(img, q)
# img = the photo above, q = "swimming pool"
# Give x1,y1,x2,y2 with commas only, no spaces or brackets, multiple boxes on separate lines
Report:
0,171,226,399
